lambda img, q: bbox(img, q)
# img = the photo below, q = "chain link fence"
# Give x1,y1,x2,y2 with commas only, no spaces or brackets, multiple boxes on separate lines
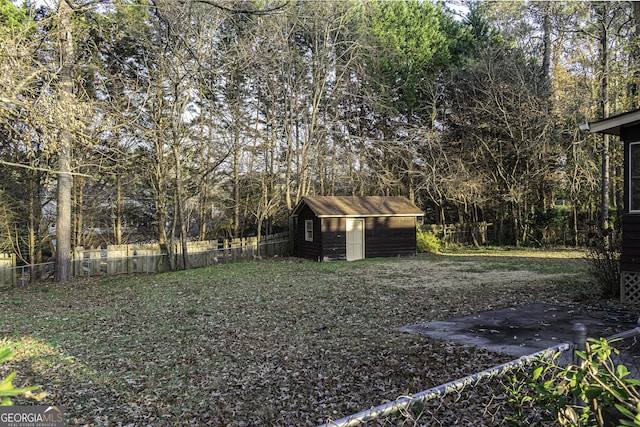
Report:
0,262,55,289
319,324,640,427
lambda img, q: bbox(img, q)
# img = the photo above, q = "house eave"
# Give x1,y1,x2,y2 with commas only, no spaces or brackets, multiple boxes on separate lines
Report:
582,109,640,136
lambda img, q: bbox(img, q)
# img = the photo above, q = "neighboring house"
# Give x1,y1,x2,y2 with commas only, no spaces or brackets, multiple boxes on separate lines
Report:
291,196,424,262
581,108,640,302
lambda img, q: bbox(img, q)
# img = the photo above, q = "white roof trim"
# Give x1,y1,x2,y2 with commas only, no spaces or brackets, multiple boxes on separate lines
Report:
581,109,640,136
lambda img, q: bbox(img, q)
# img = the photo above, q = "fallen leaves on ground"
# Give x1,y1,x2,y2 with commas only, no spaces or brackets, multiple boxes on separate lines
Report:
0,253,595,425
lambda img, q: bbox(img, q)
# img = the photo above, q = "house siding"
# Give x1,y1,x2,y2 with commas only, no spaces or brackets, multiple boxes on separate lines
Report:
622,214,640,272
584,112,640,301
622,125,640,142
622,127,640,272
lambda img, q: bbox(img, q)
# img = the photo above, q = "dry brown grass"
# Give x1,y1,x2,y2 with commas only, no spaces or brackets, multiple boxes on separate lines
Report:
0,251,596,425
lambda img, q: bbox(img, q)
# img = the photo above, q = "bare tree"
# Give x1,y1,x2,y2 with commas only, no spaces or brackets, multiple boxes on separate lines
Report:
446,45,561,245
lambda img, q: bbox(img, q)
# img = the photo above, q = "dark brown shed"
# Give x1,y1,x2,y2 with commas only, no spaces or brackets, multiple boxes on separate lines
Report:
291,196,424,262
582,108,640,302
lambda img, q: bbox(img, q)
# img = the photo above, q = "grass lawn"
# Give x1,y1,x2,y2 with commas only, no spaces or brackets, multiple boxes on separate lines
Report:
0,250,598,425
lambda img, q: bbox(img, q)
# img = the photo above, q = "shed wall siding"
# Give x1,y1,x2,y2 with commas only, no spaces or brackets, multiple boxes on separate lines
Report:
321,218,347,261
622,214,640,272
295,206,322,261
292,197,421,261
295,215,418,261
364,216,417,258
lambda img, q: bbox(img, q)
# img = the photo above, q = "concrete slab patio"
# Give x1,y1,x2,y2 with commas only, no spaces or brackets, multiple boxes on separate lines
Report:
396,302,640,357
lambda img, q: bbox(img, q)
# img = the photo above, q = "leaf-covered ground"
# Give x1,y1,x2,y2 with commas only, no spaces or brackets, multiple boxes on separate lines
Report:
0,251,598,425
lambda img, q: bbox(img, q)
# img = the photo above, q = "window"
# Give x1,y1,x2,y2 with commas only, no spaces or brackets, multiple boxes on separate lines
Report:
631,142,640,212
305,220,313,242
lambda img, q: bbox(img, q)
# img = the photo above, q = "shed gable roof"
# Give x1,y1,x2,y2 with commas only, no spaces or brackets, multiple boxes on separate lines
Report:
292,196,423,218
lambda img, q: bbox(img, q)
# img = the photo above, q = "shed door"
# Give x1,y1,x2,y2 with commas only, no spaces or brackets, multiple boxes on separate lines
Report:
346,219,364,261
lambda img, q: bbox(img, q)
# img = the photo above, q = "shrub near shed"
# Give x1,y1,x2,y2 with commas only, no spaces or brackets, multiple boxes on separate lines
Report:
417,228,442,253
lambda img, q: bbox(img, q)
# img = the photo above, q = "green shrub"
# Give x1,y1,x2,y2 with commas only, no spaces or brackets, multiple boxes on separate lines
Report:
0,345,42,406
417,228,442,253
506,338,640,426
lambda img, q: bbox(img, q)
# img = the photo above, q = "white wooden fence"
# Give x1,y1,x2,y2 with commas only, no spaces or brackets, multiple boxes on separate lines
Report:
0,253,16,286
71,232,289,276
0,232,290,286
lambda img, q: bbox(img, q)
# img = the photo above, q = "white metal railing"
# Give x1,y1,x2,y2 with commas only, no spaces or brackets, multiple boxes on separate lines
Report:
0,262,55,287
317,322,640,427
317,342,572,427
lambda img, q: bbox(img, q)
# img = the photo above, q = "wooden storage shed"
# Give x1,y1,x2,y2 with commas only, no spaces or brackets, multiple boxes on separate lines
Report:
291,196,424,262
582,108,640,302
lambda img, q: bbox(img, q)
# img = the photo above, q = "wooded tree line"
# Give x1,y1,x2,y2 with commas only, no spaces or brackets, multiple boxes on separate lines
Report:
0,0,638,279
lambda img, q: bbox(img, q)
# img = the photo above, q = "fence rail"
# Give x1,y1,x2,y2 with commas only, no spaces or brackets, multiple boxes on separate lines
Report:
319,343,572,427
0,233,290,287
0,262,55,288
319,323,640,427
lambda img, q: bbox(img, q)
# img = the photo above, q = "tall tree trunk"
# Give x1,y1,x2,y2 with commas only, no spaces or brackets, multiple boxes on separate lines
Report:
630,1,640,107
28,173,43,279
284,96,294,210
55,0,74,282
173,145,189,270
541,4,552,84
198,185,208,241
73,176,83,248
233,125,241,238
154,133,168,246
598,5,610,231
114,174,122,245
601,133,610,230
572,205,578,246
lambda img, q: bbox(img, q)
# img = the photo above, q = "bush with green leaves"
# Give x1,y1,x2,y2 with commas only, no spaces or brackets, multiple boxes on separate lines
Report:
416,228,442,253
506,337,640,426
0,345,42,406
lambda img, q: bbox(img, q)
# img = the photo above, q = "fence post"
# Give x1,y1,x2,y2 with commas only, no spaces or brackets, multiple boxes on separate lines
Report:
571,322,588,410
19,265,27,286
72,247,83,277
572,322,587,365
